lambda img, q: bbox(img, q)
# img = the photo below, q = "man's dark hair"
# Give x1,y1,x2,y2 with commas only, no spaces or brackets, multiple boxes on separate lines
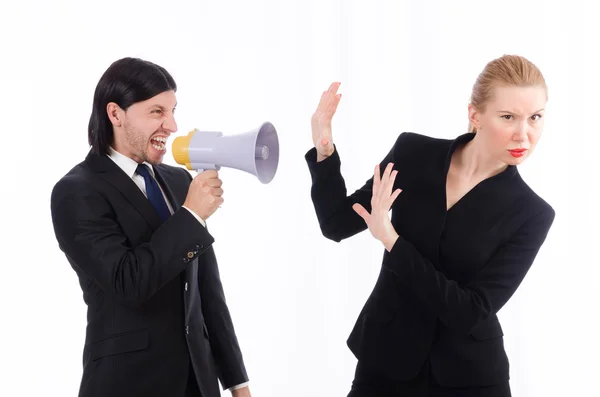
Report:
87,57,177,155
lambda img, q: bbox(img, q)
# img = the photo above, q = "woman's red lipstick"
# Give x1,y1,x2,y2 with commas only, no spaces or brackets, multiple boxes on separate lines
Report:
508,148,527,158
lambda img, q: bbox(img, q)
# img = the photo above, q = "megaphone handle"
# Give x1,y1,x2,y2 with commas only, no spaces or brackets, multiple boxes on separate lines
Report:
194,168,222,208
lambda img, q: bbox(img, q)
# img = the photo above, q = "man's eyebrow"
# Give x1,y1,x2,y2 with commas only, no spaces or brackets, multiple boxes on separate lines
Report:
149,103,177,110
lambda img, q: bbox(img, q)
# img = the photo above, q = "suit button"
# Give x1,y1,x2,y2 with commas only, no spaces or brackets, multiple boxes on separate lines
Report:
187,251,194,259
184,282,188,291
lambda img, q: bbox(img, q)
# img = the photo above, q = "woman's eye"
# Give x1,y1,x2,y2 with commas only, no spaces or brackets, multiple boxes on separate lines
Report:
501,115,513,120
531,114,542,121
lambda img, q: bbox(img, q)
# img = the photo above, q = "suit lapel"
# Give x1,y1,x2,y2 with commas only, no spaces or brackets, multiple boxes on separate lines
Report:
85,151,163,231
153,165,184,212
423,133,475,266
154,165,199,286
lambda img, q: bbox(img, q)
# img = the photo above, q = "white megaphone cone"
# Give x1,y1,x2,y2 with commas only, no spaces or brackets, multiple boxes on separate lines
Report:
172,121,279,184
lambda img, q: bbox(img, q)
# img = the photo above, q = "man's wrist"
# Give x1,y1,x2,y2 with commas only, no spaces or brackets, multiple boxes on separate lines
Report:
230,385,251,396
181,206,206,227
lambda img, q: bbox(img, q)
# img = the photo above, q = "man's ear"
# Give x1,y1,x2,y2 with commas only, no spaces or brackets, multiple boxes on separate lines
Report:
107,102,124,127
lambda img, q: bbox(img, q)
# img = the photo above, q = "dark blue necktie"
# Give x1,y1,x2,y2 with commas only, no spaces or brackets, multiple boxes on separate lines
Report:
136,164,171,222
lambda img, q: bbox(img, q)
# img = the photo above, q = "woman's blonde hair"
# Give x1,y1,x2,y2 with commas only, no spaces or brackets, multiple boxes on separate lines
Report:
468,55,547,133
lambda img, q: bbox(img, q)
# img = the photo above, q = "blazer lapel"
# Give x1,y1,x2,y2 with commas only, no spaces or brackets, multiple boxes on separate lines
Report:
153,165,184,211
85,151,163,231
424,133,475,266
153,165,199,286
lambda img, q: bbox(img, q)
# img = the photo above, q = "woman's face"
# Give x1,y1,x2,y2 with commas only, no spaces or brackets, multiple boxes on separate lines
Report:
469,85,547,166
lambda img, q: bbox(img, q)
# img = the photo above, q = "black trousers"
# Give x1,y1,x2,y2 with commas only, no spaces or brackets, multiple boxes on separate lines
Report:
347,359,511,397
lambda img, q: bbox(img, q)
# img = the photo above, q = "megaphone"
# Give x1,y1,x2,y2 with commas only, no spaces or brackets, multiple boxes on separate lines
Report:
172,121,279,184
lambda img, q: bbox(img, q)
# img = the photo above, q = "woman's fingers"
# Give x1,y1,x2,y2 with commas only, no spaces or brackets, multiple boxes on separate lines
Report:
387,188,402,208
372,163,399,211
373,163,381,195
353,203,371,224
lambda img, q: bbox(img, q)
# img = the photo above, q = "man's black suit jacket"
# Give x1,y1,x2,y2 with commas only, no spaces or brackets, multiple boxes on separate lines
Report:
305,132,555,386
50,151,248,397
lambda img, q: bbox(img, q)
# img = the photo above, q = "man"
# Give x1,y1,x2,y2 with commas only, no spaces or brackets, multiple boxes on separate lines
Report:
50,57,251,397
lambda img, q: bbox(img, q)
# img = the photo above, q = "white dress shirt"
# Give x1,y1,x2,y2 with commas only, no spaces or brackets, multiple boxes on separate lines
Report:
107,147,206,226
107,148,249,392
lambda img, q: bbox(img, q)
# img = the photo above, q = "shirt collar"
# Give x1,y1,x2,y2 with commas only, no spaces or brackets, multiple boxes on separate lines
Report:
107,147,155,178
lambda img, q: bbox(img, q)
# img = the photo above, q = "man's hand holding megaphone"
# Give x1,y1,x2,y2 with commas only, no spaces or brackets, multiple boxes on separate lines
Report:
312,81,342,162
183,170,224,221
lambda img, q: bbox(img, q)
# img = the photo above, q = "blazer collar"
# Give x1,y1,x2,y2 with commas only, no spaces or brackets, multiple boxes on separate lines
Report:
153,164,184,211
445,132,518,181
84,149,178,231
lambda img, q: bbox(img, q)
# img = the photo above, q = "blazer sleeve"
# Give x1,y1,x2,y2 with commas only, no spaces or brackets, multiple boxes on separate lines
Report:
198,246,249,390
181,168,250,390
50,177,215,309
305,133,404,242
382,207,556,334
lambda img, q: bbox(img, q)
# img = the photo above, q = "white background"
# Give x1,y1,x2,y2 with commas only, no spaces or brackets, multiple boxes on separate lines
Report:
1,0,599,396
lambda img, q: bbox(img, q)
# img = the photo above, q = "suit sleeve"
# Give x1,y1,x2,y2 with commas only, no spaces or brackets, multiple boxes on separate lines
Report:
198,246,249,390
304,133,404,242
382,208,555,334
180,168,250,388
50,177,215,309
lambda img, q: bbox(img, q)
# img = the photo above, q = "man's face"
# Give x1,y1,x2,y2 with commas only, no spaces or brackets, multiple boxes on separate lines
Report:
109,90,178,164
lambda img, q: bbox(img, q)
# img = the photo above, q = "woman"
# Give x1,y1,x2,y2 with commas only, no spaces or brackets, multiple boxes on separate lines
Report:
305,55,555,397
